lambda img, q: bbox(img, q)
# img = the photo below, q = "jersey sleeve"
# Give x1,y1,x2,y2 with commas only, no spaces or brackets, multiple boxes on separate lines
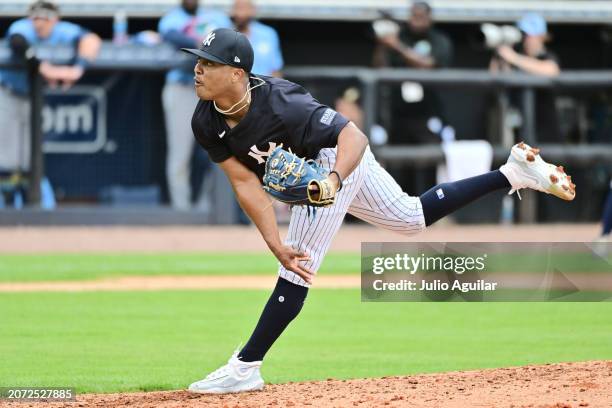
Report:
57,22,88,43
273,83,349,158
191,102,233,163
7,19,36,43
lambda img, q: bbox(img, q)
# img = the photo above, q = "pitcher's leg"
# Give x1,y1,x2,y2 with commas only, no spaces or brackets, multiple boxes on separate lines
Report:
238,148,368,364
349,166,507,232
348,160,507,231
350,143,574,231
238,277,308,362
419,170,509,226
349,149,426,235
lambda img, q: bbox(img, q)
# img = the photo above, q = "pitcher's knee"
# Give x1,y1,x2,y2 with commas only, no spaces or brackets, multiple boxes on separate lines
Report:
278,266,312,288
395,216,427,236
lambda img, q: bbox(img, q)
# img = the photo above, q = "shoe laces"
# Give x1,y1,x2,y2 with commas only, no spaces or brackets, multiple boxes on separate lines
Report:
205,364,231,380
508,188,522,200
204,346,244,380
502,163,525,200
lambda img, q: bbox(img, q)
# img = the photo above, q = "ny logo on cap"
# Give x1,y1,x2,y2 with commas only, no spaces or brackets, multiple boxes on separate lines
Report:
234,56,241,63
203,32,216,47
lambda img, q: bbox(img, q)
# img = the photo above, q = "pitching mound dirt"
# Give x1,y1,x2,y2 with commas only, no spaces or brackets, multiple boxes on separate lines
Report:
7,361,610,408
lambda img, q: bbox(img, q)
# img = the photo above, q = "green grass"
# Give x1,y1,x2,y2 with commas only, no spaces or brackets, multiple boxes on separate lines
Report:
0,253,360,282
2,250,609,283
0,253,612,282
1,290,611,393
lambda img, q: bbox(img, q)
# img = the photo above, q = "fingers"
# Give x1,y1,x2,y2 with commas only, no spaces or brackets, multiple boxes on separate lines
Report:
295,259,314,276
296,257,315,281
292,249,311,262
279,247,314,283
290,263,314,284
286,250,314,284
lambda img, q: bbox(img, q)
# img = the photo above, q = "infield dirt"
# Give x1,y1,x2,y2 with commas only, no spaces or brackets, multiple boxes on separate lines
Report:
0,223,600,254
3,361,611,408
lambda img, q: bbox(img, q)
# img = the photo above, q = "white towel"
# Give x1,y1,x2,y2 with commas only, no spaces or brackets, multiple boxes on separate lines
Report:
437,140,494,184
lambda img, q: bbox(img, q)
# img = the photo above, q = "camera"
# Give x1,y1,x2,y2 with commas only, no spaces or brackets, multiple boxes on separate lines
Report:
372,19,400,38
480,23,522,49
372,10,400,39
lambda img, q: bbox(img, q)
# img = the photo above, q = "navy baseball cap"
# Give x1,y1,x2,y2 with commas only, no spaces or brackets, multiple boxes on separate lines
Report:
181,28,254,73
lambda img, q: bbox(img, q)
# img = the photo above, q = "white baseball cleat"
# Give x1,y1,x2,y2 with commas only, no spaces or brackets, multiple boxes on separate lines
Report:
499,142,576,201
187,350,264,394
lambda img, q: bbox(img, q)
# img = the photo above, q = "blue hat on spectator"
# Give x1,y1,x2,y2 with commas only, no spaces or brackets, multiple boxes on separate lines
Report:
517,12,547,36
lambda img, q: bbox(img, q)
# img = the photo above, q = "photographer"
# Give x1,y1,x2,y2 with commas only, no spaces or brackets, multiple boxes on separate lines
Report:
372,1,453,145
489,13,561,142
490,13,559,77
373,1,452,70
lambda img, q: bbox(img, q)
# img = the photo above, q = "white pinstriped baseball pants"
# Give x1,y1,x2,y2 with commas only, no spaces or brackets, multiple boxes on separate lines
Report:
278,146,426,287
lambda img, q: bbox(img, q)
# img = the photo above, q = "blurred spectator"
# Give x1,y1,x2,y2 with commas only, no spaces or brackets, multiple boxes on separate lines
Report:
158,0,231,210
131,30,162,46
231,0,283,77
0,0,101,208
373,1,452,69
334,87,388,146
373,1,453,145
602,182,612,239
490,12,561,142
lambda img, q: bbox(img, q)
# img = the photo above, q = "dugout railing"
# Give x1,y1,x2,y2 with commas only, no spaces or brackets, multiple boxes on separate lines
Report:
284,66,612,222
1,42,612,223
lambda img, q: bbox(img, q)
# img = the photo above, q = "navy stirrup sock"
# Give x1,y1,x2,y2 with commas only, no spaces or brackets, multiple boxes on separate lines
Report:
238,277,308,362
419,170,511,226
603,187,612,236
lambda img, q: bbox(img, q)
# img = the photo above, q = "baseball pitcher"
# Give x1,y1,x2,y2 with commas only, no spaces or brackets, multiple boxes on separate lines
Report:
182,28,575,394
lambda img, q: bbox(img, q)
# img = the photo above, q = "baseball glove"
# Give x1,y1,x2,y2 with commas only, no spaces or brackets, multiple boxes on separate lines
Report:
262,147,338,207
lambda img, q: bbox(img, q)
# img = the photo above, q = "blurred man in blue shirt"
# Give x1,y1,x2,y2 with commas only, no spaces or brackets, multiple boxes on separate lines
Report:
159,0,231,210
0,0,100,190
231,0,283,77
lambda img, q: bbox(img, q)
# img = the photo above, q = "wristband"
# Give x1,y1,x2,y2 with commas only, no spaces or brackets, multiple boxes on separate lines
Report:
329,170,343,191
